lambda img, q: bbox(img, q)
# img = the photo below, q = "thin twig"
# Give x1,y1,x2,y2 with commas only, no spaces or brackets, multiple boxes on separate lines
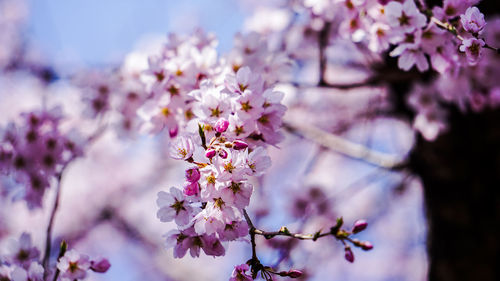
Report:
318,22,332,86
254,229,330,241
292,79,378,90
42,124,106,280
43,171,64,280
243,209,257,261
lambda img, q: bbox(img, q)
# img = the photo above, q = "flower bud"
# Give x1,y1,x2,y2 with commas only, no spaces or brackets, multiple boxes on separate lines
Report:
219,149,228,159
361,241,373,251
287,269,303,278
352,219,367,233
185,167,200,182
344,247,354,263
169,126,178,138
184,181,200,196
205,149,216,159
233,140,248,150
90,257,111,273
215,118,229,133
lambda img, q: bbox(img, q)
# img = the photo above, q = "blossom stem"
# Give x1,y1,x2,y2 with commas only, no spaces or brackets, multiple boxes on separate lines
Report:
43,171,64,280
253,229,330,240
242,209,257,261
43,125,106,280
431,16,499,53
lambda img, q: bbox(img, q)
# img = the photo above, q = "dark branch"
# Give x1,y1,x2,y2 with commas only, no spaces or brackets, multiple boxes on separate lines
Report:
318,22,332,86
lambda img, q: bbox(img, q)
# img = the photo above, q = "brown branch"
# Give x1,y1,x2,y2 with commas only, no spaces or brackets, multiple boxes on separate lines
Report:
42,125,106,280
43,170,64,280
243,209,257,261
318,22,332,86
292,79,378,90
254,228,330,241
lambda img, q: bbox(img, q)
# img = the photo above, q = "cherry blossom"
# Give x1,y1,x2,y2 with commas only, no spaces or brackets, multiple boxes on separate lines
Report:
168,136,195,160
157,187,198,226
460,6,486,34
229,264,253,281
57,250,91,280
459,37,485,65
386,0,426,32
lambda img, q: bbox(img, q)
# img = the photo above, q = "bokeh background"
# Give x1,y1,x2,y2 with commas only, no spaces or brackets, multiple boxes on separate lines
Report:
1,1,427,280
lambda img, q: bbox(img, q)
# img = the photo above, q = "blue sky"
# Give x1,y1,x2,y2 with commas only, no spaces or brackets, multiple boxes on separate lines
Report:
26,0,245,67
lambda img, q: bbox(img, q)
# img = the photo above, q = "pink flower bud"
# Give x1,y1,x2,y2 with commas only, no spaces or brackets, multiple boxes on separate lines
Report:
215,119,229,133
352,220,367,233
169,126,178,138
184,181,200,196
361,241,373,251
219,149,228,159
205,149,216,159
288,269,303,278
344,247,354,263
185,167,200,182
90,257,111,273
233,140,248,150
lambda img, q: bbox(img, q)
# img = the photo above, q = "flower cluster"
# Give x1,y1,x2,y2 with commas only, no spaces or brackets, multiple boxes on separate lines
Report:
56,249,110,281
157,68,281,257
296,0,494,71
0,233,43,281
405,16,500,140
149,31,286,262
136,29,221,136
0,233,109,281
0,108,83,209
136,29,290,140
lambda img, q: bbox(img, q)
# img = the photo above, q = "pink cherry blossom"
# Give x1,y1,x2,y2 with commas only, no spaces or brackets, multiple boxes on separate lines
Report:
185,167,201,182
7,232,40,268
460,6,486,34
459,37,485,65
220,181,253,209
229,264,253,281
168,135,195,160
218,220,249,241
183,181,200,197
57,249,90,280
246,147,271,176
386,0,426,32
157,187,197,226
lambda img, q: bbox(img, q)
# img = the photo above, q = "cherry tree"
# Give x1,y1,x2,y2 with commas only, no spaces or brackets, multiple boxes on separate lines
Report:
0,0,499,281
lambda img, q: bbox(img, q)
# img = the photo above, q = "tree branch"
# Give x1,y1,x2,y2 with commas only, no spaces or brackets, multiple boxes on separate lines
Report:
283,119,407,170
254,228,330,241
43,170,64,280
243,209,257,261
318,22,332,86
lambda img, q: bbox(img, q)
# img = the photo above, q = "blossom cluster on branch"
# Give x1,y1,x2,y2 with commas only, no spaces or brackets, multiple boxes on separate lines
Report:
0,0,499,280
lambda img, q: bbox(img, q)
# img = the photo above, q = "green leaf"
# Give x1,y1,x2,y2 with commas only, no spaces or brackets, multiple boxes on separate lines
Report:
198,123,207,149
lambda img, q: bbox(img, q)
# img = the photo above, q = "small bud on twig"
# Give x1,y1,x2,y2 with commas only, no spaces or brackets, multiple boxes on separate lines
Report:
352,220,367,233
215,118,229,133
361,241,373,251
344,246,354,263
205,149,216,158
233,140,248,150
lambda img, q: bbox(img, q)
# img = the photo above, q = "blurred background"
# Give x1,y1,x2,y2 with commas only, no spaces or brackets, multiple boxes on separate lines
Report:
0,1,428,280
